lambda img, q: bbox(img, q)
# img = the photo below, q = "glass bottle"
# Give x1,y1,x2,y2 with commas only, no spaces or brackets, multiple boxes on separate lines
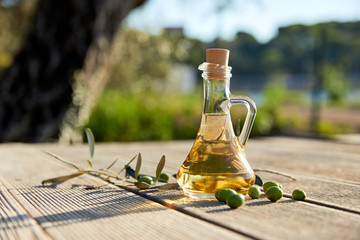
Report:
176,49,257,199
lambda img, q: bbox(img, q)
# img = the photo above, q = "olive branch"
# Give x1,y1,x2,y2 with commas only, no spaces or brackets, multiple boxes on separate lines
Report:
42,128,175,190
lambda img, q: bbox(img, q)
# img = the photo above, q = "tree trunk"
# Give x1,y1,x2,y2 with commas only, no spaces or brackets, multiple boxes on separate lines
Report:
0,0,145,142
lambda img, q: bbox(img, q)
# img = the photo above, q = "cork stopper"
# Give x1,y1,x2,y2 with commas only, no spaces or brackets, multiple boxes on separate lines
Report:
206,48,230,66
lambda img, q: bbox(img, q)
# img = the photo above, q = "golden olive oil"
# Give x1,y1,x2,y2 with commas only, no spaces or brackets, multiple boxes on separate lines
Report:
177,114,255,199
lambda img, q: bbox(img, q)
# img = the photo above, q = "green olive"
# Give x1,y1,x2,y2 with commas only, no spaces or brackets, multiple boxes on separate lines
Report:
263,181,281,192
248,186,261,199
138,176,154,185
226,194,245,209
215,189,237,203
159,172,170,182
292,189,306,201
215,189,222,201
265,186,283,202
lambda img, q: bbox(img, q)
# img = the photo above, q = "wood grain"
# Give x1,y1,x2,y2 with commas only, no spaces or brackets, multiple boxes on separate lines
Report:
1,136,359,240
246,137,360,183
35,137,360,239
0,144,249,240
0,181,50,240
40,137,360,211
128,187,360,240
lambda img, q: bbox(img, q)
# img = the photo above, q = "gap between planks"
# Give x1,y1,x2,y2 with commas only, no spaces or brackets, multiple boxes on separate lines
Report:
281,193,360,215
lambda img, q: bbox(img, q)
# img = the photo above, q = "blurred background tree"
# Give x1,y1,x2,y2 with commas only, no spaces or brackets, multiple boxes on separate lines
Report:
1,0,359,142
0,0,145,142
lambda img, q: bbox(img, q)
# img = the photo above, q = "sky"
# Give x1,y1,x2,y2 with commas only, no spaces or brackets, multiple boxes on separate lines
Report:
125,0,360,43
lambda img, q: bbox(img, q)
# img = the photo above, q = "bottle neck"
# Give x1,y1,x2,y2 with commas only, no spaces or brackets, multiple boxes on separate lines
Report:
199,63,232,114
203,78,230,114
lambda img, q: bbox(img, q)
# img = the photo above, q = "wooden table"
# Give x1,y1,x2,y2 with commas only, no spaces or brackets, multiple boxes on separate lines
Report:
1,136,359,239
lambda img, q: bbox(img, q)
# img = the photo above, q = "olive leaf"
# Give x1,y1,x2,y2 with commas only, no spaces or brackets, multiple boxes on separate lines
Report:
155,155,166,183
87,160,92,170
42,171,85,185
134,153,142,180
255,174,263,186
125,166,135,179
43,151,81,170
134,181,150,189
106,158,118,170
85,128,95,169
117,154,137,175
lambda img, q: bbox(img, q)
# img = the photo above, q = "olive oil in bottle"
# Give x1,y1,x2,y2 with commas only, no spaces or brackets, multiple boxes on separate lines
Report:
177,113,255,199
176,49,257,199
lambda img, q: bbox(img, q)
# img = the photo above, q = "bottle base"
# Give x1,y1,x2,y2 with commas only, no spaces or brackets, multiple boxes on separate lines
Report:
183,190,217,199
181,188,250,199
177,171,254,199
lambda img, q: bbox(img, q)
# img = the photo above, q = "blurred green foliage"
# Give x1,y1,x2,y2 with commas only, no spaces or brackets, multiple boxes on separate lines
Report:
87,80,350,141
232,80,308,137
321,64,350,105
84,22,359,141
86,90,202,141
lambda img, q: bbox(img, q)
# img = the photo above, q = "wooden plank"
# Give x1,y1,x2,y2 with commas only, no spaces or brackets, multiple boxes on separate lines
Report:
136,188,360,240
250,171,360,213
0,144,249,240
0,181,51,240
250,136,360,154
35,139,360,239
39,138,360,212
246,137,360,183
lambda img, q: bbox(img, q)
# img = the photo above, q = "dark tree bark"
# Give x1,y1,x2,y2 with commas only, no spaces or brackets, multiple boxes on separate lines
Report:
0,0,145,142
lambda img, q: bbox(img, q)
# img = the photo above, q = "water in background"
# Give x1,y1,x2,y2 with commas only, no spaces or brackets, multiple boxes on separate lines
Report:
230,72,360,105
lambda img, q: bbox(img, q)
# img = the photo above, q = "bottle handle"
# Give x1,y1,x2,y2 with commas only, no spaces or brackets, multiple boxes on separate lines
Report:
230,95,257,149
